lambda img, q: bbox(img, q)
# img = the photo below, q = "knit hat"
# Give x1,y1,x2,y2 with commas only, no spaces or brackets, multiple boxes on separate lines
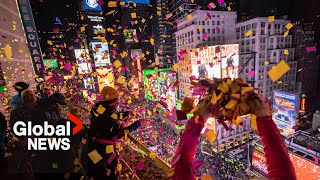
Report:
14,82,29,92
100,86,119,101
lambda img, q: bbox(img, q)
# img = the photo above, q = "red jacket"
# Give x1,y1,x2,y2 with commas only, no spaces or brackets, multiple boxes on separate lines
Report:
171,115,296,180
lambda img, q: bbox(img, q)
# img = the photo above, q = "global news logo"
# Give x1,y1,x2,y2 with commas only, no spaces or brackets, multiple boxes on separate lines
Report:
12,112,82,151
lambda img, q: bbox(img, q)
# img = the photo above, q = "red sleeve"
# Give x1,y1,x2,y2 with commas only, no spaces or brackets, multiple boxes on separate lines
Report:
257,116,296,180
171,115,205,180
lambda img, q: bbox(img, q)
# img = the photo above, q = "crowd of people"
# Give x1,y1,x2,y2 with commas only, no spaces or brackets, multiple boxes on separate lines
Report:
0,79,299,180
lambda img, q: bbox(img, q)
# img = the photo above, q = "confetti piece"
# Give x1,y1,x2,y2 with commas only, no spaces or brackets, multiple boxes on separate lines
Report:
166,13,173,19
106,145,114,154
179,6,183,11
248,70,254,77
286,22,293,30
284,49,289,55
113,60,122,68
64,173,70,179
111,113,118,120
149,152,156,159
137,161,144,170
117,163,122,171
131,13,137,18
245,30,253,37
205,130,216,143
284,31,289,37
267,60,290,82
106,10,116,15
107,152,116,164
80,26,85,32
207,2,216,9
108,1,117,7
264,61,269,65
202,174,213,180
96,104,106,114
268,16,275,22
4,44,12,58
88,150,103,164
198,25,203,32
187,14,192,20
306,46,316,52
81,138,87,144
227,6,231,11
74,158,80,165
52,162,58,169
251,114,257,130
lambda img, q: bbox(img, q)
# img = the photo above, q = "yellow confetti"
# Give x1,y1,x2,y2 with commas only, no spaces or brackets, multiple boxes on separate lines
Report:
267,60,290,82
285,22,293,30
81,138,87,144
106,10,116,15
227,6,231,11
52,162,58,169
141,18,146,23
245,30,253,37
111,113,118,120
172,64,178,71
88,150,103,164
108,1,117,7
149,152,157,159
179,6,183,11
4,44,12,58
96,104,106,114
116,76,125,84
80,26,85,32
198,25,203,32
268,16,275,22
74,158,80,165
117,163,122,171
284,49,289,55
166,13,173,19
264,61,269,65
131,12,137,18
205,130,217,143
106,145,114,154
251,114,257,130
202,174,213,180
187,14,192,20
120,1,125,5
113,60,122,68
64,173,70,179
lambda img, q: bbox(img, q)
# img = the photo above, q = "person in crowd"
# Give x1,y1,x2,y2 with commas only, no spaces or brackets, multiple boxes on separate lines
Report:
88,86,150,180
171,94,296,180
0,112,6,159
9,90,37,176
11,82,29,109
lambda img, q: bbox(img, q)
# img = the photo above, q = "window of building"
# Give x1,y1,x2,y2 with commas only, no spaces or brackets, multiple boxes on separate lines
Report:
202,29,205,33
222,21,224,25
208,29,210,33
212,21,215,25
197,29,200,34
241,26,245,31
212,29,215,34
208,37,211,41
217,36,220,41
212,15,215,18
217,15,220,18
246,24,251,30
252,39,255,44
199,21,201,25
222,28,224,34
207,21,209,25
217,21,220,25
202,21,205,25
252,23,257,28
261,22,266,27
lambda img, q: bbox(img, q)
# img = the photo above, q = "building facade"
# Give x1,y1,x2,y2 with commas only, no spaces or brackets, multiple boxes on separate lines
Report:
292,21,320,113
236,17,297,98
175,10,237,100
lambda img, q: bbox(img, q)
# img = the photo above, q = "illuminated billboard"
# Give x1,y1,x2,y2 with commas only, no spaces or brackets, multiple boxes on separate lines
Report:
74,49,92,74
190,44,239,80
124,29,137,43
84,0,101,11
131,49,142,82
43,59,58,69
96,68,114,92
83,77,95,90
143,69,158,101
272,91,299,136
251,143,320,179
92,42,110,67
123,0,150,4
158,70,176,111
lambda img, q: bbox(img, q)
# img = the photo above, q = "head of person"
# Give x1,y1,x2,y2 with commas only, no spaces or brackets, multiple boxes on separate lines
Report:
70,108,81,119
48,92,67,112
100,86,119,110
21,89,36,105
14,82,29,94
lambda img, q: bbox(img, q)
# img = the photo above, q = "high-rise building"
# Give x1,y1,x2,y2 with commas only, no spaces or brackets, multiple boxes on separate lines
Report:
155,0,175,66
175,10,237,100
0,0,36,96
292,21,320,113
236,17,297,98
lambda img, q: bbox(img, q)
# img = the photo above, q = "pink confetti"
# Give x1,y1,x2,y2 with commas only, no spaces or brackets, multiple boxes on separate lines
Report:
107,152,116,164
97,0,104,5
306,46,316,52
189,75,196,81
218,0,224,4
167,138,173,145
212,165,216,169
137,161,144,170
203,32,208,39
132,169,136,175
248,71,254,77
193,161,203,168
113,50,117,56
207,12,211,19
207,3,214,10
216,26,220,31
53,28,60,33
314,157,319,164
131,153,137,158
106,168,111,176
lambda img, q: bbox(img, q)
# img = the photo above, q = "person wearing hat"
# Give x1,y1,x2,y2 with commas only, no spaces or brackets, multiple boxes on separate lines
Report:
11,82,29,109
88,86,150,180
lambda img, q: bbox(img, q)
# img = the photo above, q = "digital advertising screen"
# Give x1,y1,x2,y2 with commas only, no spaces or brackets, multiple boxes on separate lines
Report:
92,42,110,67
43,59,58,69
251,145,268,177
158,70,176,111
221,44,240,79
83,77,95,90
272,91,299,136
131,49,142,82
123,0,150,5
84,0,101,11
96,68,114,92
124,29,137,43
143,69,158,101
190,44,239,80
74,49,92,74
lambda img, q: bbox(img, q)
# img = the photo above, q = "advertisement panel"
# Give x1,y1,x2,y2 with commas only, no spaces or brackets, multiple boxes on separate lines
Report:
272,91,299,135
92,42,110,67
124,29,137,43
251,144,320,179
143,69,158,101
74,49,92,74
84,0,101,11
96,68,114,91
131,49,142,82
123,0,150,4
83,77,95,90
43,59,59,69
190,44,239,80
221,44,240,79
158,70,176,111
